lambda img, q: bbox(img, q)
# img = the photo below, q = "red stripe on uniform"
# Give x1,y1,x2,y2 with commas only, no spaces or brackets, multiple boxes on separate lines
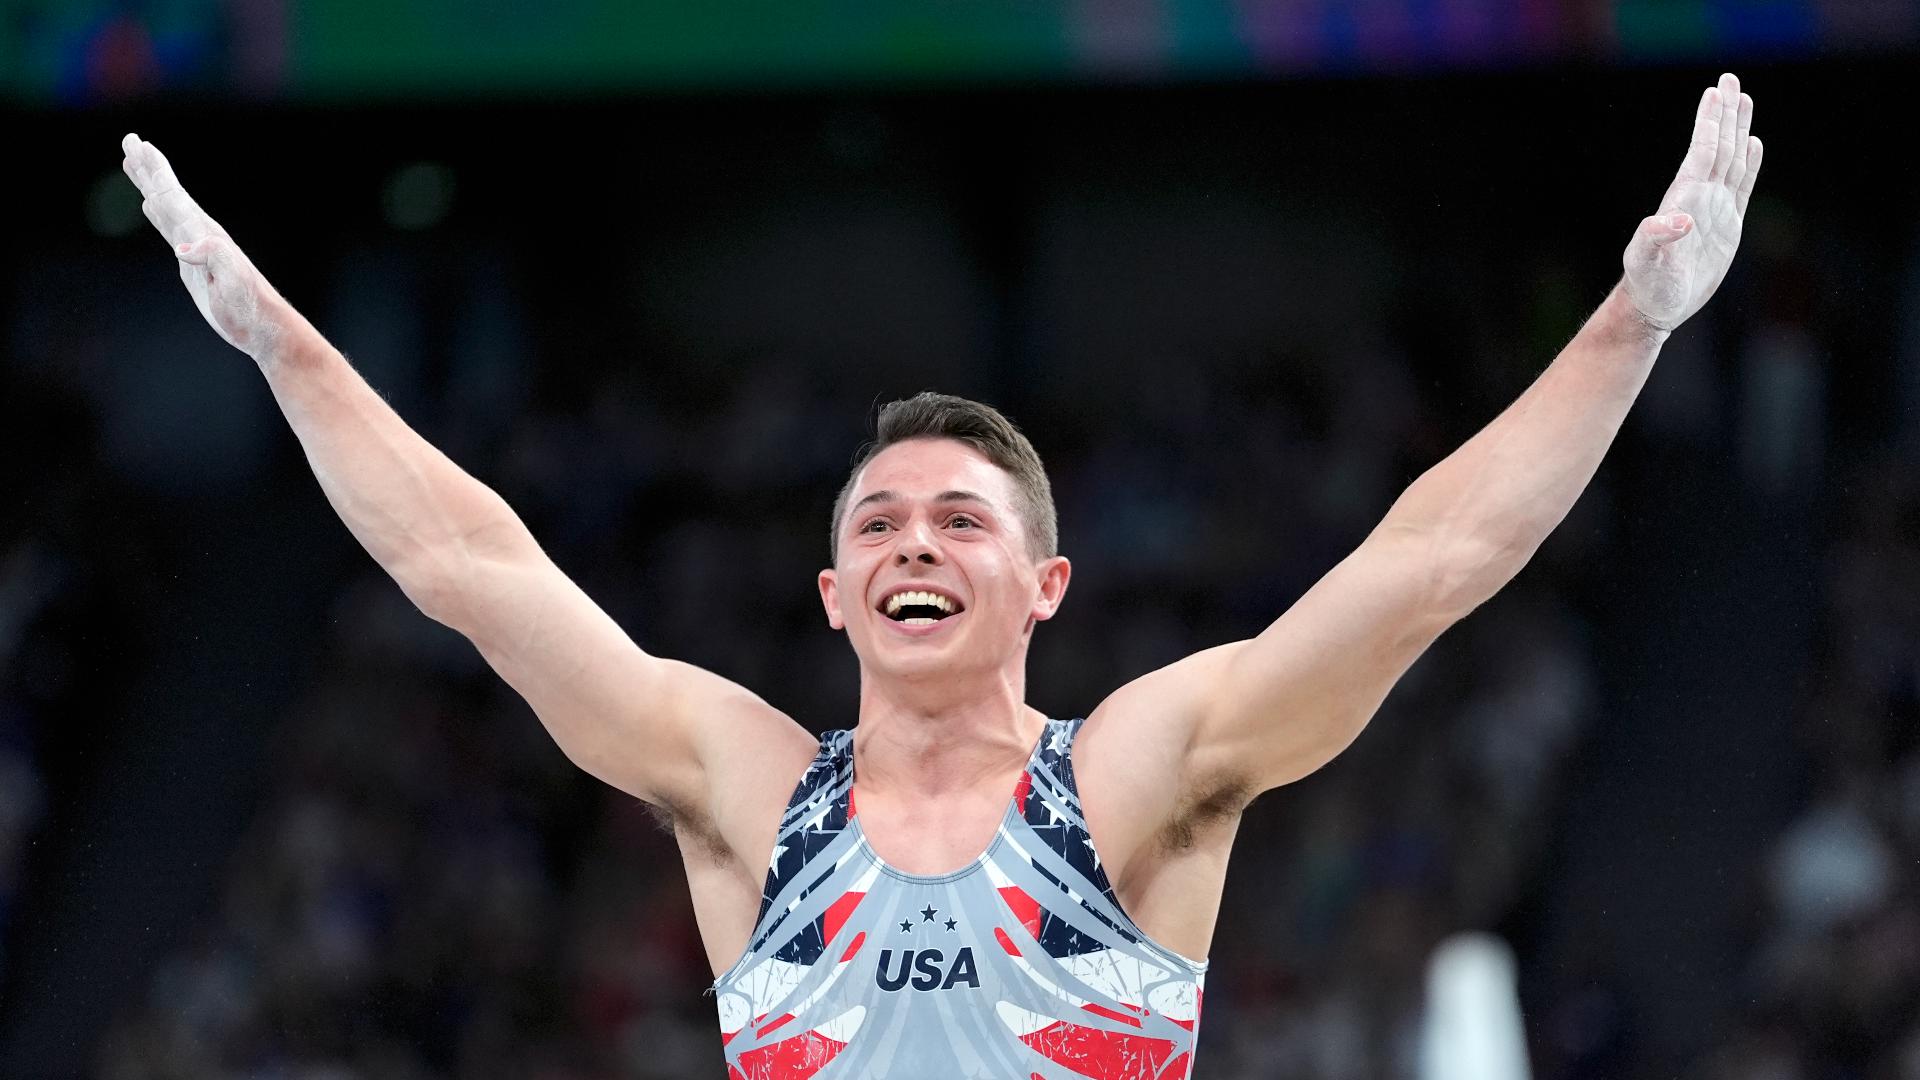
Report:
821,890,865,946
732,1029,848,1080
1080,1002,1143,1029
1020,1020,1180,1079
996,885,1043,940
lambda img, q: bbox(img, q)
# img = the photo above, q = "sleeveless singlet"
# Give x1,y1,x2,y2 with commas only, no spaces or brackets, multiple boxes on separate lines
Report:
710,717,1208,1079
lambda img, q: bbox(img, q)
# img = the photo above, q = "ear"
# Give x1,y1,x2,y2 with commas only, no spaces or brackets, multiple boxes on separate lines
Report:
819,567,845,630
1030,555,1072,623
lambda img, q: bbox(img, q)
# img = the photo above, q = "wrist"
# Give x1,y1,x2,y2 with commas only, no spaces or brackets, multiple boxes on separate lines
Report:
1599,279,1673,351
247,293,312,370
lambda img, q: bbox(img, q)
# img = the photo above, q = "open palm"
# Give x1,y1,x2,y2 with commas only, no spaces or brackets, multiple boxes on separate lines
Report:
1622,72,1765,332
121,132,285,358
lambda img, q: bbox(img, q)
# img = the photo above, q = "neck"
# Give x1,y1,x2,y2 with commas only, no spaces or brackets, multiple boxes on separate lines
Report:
853,663,1045,798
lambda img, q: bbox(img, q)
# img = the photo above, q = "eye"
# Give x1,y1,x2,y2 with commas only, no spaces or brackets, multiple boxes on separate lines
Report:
947,515,977,529
860,518,892,534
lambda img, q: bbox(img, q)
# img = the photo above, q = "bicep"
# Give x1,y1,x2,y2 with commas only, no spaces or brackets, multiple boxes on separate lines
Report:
456,552,813,814
1190,525,1461,792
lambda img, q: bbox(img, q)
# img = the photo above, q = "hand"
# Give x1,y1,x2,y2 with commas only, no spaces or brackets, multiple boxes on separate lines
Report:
121,133,291,360
1620,72,1765,334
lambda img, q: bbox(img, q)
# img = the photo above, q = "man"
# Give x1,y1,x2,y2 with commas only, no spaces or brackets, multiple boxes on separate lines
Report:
121,72,1761,1077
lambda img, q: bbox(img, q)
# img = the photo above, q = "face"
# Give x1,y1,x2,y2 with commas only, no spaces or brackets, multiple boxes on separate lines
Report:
819,438,1070,684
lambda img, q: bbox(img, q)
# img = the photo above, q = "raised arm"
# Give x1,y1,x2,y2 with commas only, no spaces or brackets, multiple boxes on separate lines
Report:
118,134,816,823
1092,73,1764,801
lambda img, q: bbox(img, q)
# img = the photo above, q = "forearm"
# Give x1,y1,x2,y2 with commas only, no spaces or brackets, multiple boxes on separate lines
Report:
253,298,531,623
1385,279,1668,613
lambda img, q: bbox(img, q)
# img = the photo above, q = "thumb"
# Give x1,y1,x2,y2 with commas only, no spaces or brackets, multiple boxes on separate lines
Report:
174,235,224,267
1646,212,1692,247
176,234,262,321
177,235,247,293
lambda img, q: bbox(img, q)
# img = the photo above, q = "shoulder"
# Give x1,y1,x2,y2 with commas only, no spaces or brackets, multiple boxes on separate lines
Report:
1078,641,1247,786
1072,643,1257,887
680,697,823,876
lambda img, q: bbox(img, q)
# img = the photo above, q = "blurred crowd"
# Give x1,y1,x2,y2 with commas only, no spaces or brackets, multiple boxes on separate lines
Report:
1693,452,1920,1080
1,376,149,1009
3,90,1913,1080
57,299,1606,1078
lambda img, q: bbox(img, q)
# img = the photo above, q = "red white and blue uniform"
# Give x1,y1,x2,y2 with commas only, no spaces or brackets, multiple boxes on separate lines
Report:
711,717,1207,1079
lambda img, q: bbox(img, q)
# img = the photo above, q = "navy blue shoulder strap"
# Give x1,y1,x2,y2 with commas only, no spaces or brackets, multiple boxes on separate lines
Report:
1016,716,1125,912
752,730,854,931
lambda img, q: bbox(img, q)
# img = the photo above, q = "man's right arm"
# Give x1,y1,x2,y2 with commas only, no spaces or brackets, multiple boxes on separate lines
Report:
120,133,817,817
258,316,815,811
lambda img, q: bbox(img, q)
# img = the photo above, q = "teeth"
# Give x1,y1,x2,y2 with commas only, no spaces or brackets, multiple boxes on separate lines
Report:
902,617,937,626
883,590,956,616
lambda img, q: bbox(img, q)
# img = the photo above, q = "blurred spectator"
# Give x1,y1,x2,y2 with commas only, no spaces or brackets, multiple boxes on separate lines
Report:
1694,456,1920,1079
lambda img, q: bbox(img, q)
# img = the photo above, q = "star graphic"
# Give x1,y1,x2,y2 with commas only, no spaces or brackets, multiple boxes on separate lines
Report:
800,802,832,832
944,918,958,932
898,919,913,933
920,904,939,922
767,843,789,872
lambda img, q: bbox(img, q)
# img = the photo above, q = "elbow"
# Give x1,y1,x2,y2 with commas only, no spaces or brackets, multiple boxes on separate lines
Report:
1428,527,1537,622
391,543,478,630
397,499,535,632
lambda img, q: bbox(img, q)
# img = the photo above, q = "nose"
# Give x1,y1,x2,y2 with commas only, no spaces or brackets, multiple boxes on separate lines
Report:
894,519,942,566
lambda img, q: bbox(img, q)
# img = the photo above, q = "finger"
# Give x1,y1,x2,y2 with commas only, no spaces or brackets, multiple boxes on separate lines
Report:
142,191,216,249
122,135,180,199
1725,91,1755,192
142,195,189,247
1678,85,1719,182
120,134,141,186
138,139,184,197
139,195,177,245
1736,136,1763,216
123,134,159,194
120,133,144,186
1709,72,1740,181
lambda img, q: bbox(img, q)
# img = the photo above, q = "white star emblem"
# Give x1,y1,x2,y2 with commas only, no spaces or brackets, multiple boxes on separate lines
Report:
768,843,788,871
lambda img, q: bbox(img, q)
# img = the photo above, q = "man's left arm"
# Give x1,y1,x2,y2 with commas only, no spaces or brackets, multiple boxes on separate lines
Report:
1175,72,1765,793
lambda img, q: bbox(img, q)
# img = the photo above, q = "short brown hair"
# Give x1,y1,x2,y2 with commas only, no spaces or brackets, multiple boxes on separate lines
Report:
830,392,1058,565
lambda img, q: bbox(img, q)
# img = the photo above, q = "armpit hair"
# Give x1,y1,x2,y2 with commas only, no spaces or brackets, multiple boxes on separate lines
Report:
645,797,735,869
1158,771,1256,852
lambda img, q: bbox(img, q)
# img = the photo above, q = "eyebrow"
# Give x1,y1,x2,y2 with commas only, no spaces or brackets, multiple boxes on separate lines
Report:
847,489,996,520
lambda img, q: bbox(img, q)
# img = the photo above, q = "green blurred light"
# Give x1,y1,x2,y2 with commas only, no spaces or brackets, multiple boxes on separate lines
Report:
382,163,455,230
86,169,144,237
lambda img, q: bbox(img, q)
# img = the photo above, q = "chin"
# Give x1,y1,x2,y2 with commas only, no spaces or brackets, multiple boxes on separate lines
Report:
875,650,962,682
859,640,981,684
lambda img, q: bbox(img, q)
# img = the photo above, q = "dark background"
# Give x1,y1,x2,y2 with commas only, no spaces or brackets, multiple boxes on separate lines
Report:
3,6,1917,1078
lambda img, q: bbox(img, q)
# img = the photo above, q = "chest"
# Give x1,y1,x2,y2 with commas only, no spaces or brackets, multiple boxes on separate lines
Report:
709,852,1208,1072
850,787,1016,876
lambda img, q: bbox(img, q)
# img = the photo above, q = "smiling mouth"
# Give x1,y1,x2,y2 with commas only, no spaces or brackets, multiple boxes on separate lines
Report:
879,591,966,626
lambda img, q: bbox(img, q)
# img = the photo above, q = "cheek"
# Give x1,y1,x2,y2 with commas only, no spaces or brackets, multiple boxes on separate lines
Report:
965,555,1029,617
